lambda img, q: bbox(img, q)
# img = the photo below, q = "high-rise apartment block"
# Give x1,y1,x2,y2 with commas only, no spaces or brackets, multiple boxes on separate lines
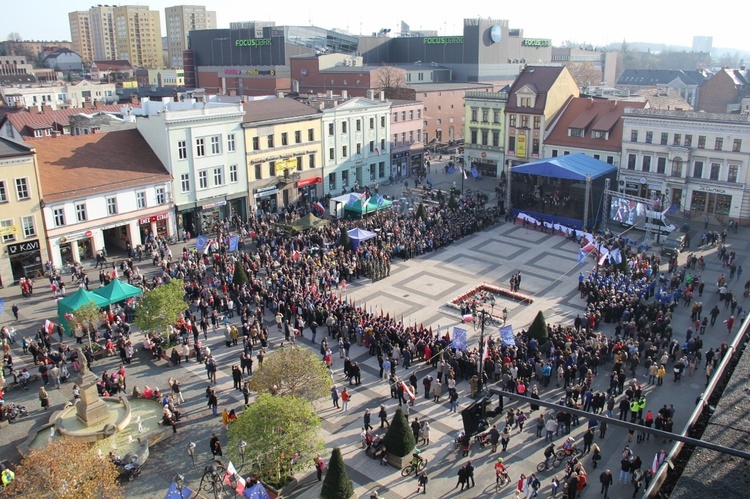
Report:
165,5,216,68
69,5,162,69
114,5,162,69
68,11,94,64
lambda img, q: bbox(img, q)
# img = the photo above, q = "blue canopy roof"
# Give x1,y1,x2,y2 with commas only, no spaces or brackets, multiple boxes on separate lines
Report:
510,153,617,181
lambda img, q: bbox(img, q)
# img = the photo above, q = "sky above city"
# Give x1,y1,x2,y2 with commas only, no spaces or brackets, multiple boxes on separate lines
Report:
4,0,748,53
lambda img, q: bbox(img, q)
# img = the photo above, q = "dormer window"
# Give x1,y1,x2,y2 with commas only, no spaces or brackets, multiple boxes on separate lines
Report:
569,128,584,137
592,130,608,139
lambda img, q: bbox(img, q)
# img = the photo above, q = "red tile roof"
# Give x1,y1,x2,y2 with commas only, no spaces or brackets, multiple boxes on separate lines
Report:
4,104,134,140
91,60,133,71
545,97,647,152
32,129,171,203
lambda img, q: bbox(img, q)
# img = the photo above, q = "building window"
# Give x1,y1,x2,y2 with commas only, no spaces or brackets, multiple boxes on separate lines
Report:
631,130,638,142
627,154,636,170
508,115,516,128
592,131,607,139
196,138,205,157
15,178,29,200
710,163,721,181
356,120,361,131
341,170,349,186
409,131,414,143
671,158,683,177
697,136,705,149
0,181,7,202
657,157,667,174
381,116,386,127
328,123,334,135
369,118,374,129
660,132,668,145
72,202,86,222
401,111,406,121
393,112,398,122
296,156,303,171
213,167,223,185
308,154,315,169
410,110,414,120
253,164,261,180
52,208,65,228
229,164,238,183
308,128,315,141
268,162,276,177
569,128,583,137
177,140,187,159
470,130,477,144
733,139,742,152
693,161,703,178
281,132,288,146
727,164,739,183
607,156,614,164
380,139,385,151
673,134,681,146
295,130,301,144
521,116,529,128
551,149,558,157
507,136,515,153
714,137,723,150
198,170,208,189
532,139,539,155
227,134,236,152
356,143,362,154
267,134,274,148
329,147,335,160
106,197,117,215
1,219,15,243
21,215,35,238
470,108,478,122
342,145,348,158
481,130,488,145
328,172,336,190
136,191,146,209
645,131,653,143
180,173,190,192
533,116,541,129
252,137,260,151
342,122,348,134
642,156,651,172
156,187,166,204
684,135,692,147
493,110,500,124
481,109,489,122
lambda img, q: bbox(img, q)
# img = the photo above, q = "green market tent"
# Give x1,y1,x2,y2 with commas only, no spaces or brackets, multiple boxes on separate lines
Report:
344,197,393,215
93,279,143,303
56,288,110,336
276,212,330,233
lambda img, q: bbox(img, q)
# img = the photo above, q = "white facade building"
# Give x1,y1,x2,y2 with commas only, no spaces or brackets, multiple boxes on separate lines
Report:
135,98,248,236
320,97,392,196
620,108,750,225
0,80,117,110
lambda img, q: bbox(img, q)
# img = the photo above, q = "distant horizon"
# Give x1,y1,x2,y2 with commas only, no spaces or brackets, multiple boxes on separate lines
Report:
3,0,749,56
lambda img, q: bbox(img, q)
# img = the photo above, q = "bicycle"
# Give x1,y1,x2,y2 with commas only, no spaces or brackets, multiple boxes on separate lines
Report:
555,447,583,461
537,459,560,472
495,467,511,492
401,458,428,477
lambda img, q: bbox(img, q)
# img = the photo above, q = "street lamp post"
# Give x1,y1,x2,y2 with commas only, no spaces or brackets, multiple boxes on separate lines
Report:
472,304,490,395
187,442,196,469
174,474,186,499
238,440,247,468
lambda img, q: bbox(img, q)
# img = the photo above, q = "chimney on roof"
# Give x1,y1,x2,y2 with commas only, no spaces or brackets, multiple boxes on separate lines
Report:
366,89,375,99
379,91,385,101
82,101,91,109
326,90,333,99
341,90,348,99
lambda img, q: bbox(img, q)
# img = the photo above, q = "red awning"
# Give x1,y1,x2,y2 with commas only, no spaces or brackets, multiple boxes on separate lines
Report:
297,176,322,187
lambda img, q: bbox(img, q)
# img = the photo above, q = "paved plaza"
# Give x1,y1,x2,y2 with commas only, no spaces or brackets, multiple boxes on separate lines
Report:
0,165,747,498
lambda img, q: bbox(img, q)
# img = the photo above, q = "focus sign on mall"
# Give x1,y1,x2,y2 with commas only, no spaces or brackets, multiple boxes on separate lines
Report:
522,38,552,47
235,38,272,47
423,37,464,45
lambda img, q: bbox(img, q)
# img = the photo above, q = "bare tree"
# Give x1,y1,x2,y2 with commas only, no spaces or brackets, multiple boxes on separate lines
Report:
374,64,407,99
565,61,603,88
5,32,22,56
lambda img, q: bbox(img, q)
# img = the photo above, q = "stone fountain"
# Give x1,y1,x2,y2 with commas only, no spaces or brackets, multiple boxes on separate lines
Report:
18,349,168,461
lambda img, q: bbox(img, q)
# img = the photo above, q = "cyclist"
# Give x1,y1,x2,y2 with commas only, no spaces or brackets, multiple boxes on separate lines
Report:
561,436,577,456
543,442,556,469
495,457,509,484
409,451,425,473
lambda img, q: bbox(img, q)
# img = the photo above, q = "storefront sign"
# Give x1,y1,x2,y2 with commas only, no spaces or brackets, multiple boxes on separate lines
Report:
697,185,729,194
138,212,170,225
202,200,227,210
297,177,322,188
224,68,276,76
0,225,18,237
516,135,527,158
85,230,93,237
522,38,552,47
7,239,39,255
424,37,463,45
254,186,279,199
234,38,272,47
274,158,298,173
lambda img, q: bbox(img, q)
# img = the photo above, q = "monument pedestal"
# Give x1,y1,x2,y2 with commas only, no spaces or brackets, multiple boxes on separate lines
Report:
76,370,110,427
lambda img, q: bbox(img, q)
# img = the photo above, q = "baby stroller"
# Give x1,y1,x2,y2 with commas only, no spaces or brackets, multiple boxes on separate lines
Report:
474,430,491,449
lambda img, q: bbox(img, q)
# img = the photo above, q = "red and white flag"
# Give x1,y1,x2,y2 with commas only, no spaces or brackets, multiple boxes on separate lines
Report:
313,201,325,212
375,147,380,156
462,167,468,180
44,320,55,335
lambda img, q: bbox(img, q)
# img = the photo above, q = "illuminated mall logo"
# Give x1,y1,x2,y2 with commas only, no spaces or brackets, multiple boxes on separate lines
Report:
423,37,464,45
234,38,273,47
522,39,551,47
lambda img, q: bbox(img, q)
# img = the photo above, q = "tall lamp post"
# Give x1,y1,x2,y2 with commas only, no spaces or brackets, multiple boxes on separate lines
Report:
187,442,196,469
472,303,491,395
237,440,247,468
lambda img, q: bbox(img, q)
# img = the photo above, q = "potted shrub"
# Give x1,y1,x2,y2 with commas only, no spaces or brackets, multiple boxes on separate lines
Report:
382,407,416,468
320,447,354,499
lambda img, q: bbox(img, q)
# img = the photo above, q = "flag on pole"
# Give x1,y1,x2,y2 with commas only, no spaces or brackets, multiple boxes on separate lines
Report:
224,462,238,486
482,336,490,361
499,325,515,346
452,327,468,350
652,453,659,475
313,201,325,212
44,320,55,335
164,481,194,499
374,147,380,156
346,193,359,206
376,194,385,207
461,313,473,323
577,250,587,265
461,167,468,180
244,483,271,499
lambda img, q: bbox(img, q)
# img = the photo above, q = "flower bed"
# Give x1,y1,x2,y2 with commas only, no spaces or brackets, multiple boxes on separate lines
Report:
447,283,534,323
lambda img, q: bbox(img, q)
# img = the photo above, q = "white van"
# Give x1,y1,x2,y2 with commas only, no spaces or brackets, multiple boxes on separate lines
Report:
639,210,676,235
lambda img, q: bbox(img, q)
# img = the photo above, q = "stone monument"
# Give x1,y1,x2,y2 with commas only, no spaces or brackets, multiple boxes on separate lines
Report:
74,348,110,426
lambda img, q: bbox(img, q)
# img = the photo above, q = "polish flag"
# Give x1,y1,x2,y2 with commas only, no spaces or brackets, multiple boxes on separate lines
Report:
313,202,325,212
375,147,380,156
462,314,474,323
44,320,55,335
